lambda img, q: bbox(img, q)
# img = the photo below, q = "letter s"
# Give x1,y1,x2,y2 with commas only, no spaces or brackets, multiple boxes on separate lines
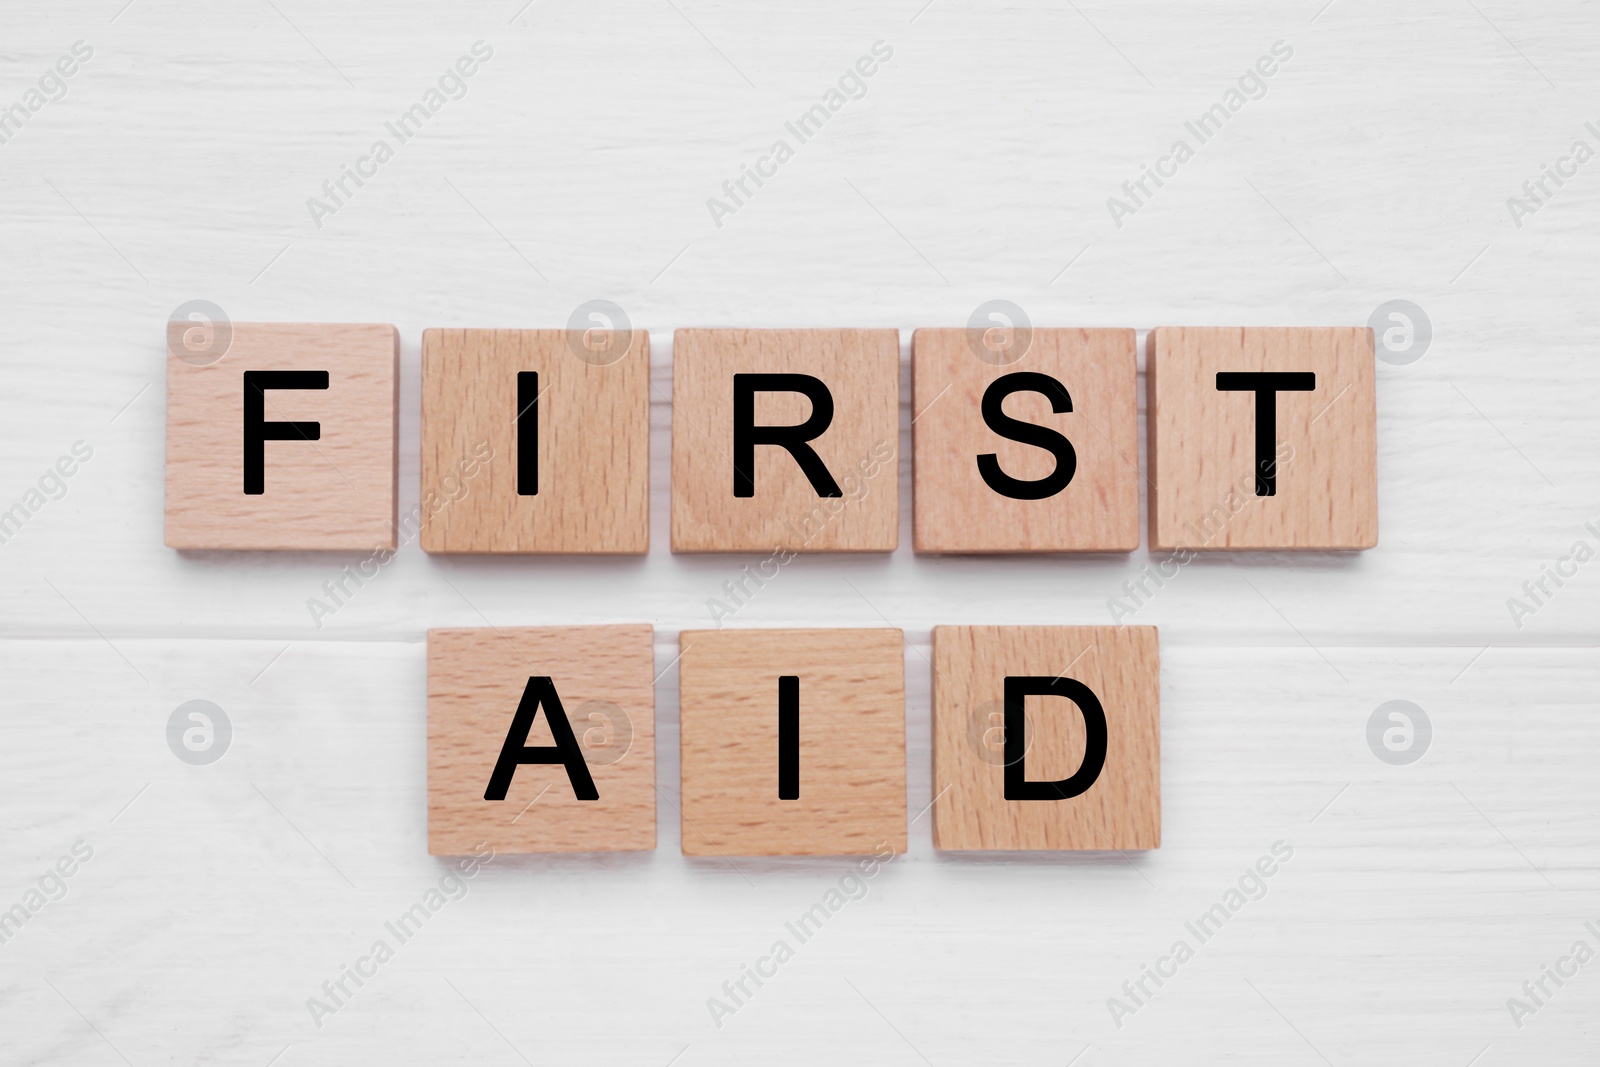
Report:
976,372,1077,500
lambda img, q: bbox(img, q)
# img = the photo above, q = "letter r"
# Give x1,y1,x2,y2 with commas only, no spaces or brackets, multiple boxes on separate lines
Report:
732,373,842,498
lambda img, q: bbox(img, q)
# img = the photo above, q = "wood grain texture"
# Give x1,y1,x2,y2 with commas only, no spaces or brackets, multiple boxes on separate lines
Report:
427,624,654,854
163,322,398,550
670,329,899,553
7,637,1599,1064
6,3,1600,1061
677,628,906,855
932,625,1160,850
913,327,1140,553
419,328,649,554
1147,327,1378,550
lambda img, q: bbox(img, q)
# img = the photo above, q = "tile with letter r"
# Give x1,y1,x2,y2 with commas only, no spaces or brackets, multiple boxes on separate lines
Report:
670,328,900,553
912,327,1140,553
677,628,906,856
1146,326,1377,550
427,624,655,854
932,625,1160,851
419,327,649,554
164,322,399,550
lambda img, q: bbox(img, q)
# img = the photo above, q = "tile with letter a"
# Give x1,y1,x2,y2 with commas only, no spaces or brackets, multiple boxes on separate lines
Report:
677,628,906,856
912,327,1140,553
427,625,655,855
670,328,900,553
932,625,1160,851
1146,326,1378,550
164,322,399,550
419,328,649,554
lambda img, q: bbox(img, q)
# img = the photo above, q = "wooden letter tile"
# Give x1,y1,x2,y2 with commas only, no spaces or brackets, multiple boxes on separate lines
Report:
677,628,906,855
913,327,1140,553
164,322,398,550
1147,326,1377,550
932,625,1160,851
420,328,649,554
670,329,899,553
428,624,655,854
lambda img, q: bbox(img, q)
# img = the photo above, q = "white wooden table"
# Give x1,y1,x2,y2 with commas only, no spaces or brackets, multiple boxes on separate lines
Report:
1,2,1596,1063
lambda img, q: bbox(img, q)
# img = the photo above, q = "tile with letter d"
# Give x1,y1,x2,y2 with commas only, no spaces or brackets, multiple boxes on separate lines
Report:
670,329,899,553
677,628,906,856
419,327,649,554
932,625,1160,851
1147,326,1377,550
427,625,655,854
164,321,398,550
912,327,1140,553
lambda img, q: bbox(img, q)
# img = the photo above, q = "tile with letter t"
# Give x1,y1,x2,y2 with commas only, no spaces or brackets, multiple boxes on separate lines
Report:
164,322,399,550
677,628,906,856
912,327,1140,553
932,625,1160,851
670,329,900,553
419,327,649,554
427,625,655,854
1147,326,1377,550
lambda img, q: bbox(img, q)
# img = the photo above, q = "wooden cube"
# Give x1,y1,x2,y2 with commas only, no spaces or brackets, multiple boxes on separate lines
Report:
932,625,1160,851
427,625,655,854
1147,327,1378,550
913,327,1140,553
677,628,906,855
164,322,398,550
670,329,899,553
420,328,649,554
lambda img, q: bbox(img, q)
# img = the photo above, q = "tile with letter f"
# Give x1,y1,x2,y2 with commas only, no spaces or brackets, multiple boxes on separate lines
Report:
427,625,655,854
1146,326,1377,550
932,625,1160,851
670,328,900,553
164,322,399,550
677,628,906,856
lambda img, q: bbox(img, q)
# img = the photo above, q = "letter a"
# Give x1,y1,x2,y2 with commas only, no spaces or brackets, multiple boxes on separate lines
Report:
483,677,598,801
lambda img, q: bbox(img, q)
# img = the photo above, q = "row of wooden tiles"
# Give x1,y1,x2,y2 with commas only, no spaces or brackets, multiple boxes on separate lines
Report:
428,624,1159,856
166,325,1379,554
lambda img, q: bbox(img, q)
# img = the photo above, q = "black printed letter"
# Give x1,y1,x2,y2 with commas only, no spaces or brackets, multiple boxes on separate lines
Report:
732,373,842,498
1214,371,1316,496
483,676,598,801
1003,675,1107,801
517,371,538,496
778,675,799,800
243,370,328,495
977,372,1077,500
